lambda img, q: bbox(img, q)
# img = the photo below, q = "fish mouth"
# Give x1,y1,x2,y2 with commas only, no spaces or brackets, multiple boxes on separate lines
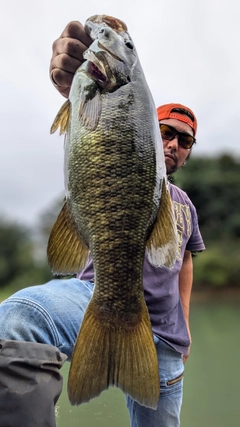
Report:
83,46,131,92
87,61,107,82
84,50,109,84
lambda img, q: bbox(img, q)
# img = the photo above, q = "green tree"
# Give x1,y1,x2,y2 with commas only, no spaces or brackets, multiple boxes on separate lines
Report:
174,154,240,242
0,217,51,293
38,195,64,247
174,154,240,288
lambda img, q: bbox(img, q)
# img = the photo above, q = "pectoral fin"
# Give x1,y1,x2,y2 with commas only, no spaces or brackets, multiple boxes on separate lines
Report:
50,100,70,135
47,200,89,274
78,88,102,131
146,178,178,268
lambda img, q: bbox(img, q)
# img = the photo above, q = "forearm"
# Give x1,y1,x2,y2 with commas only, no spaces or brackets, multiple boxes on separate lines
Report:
179,250,193,339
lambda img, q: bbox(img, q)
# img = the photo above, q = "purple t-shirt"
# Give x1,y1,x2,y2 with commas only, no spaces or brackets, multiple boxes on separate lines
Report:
78,182,205,354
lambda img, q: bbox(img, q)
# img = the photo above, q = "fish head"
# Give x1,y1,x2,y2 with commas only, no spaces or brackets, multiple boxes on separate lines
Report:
86,14,128,33
82,15,138,92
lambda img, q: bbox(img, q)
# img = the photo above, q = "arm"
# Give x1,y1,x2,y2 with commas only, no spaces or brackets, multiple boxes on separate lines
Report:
179,249,193,363
49,21,92,98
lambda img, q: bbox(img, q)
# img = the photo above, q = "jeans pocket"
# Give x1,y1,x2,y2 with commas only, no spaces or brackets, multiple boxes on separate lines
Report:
166,371,184,386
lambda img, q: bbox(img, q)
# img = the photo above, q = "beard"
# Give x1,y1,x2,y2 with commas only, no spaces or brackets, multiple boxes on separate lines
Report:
165,151,191,175
166,163,178,175
165,152,178,175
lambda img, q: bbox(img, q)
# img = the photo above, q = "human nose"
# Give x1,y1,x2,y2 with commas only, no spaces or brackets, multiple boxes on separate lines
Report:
166,136,179,151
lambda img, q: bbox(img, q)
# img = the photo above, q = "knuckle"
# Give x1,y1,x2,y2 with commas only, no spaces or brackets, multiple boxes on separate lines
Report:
66,20,81,33
51,38,59,53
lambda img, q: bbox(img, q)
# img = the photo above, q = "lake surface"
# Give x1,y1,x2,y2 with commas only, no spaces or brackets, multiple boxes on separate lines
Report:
56,295,240,427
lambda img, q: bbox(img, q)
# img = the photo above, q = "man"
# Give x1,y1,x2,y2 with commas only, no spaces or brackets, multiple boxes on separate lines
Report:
0,21,205,427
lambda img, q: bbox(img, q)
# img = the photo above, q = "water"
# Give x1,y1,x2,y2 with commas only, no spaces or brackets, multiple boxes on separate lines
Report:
56,296,240,427
181,297,240,426
56,377,129,427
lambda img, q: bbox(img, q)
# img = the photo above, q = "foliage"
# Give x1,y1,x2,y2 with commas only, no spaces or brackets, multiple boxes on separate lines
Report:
174,154,240,242
193,243,240,287
0,217,52,293
38,195,64,246
174,154,240,287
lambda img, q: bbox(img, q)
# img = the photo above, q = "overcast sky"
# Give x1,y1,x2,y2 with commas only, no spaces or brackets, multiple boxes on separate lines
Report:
1,0,239,226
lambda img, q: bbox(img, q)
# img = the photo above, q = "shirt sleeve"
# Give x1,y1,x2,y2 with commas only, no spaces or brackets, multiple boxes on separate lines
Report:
186,201,205,253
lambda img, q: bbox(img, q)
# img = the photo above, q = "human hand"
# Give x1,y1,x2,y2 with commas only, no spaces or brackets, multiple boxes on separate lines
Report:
182,326,191,363
50,21,92,98
182,351,189,364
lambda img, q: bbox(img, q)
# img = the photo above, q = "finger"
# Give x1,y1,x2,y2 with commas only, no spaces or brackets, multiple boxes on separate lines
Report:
51,51,82,77
60,21,92,47
50,49,84,97
50,68,74,98
51,37,89,67
50,21,92,77
50,39,90,97
49,21,92,98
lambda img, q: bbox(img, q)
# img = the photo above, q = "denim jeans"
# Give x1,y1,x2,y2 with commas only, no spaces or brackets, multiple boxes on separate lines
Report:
127,336,184,427
0,278,184,426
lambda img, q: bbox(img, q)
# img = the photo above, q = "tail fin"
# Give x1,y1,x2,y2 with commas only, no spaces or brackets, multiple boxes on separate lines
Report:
68,299,160,409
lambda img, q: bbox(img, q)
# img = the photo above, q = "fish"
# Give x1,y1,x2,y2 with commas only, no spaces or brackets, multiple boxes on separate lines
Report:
48,14,178,409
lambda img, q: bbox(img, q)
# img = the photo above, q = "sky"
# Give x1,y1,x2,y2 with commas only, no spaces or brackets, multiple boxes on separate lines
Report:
1,0,239,226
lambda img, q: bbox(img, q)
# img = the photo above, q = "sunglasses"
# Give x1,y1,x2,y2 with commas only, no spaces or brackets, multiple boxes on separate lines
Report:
159,123,196,150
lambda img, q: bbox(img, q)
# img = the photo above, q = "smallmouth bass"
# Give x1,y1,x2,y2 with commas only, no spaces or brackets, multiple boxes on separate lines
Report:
48,14,178,409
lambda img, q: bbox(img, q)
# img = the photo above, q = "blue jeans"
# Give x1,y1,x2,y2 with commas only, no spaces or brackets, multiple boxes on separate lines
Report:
127,336,184,427
0,278,184,426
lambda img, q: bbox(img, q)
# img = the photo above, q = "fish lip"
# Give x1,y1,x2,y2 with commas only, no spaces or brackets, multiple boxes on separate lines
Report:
97,41,124,63
83,49,110,84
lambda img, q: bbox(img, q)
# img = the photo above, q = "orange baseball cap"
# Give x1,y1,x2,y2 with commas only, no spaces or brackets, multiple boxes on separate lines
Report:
157,103,197,135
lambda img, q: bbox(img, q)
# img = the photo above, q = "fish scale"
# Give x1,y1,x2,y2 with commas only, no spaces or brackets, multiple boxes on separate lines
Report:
48,14,178,409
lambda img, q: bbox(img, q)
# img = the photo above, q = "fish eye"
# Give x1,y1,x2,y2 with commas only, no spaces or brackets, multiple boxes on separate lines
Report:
125,41,134,50
98,27,110,38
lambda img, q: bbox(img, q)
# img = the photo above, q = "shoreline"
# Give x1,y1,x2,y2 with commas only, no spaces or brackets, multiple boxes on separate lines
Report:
191,287,240,302
1,287,240,304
